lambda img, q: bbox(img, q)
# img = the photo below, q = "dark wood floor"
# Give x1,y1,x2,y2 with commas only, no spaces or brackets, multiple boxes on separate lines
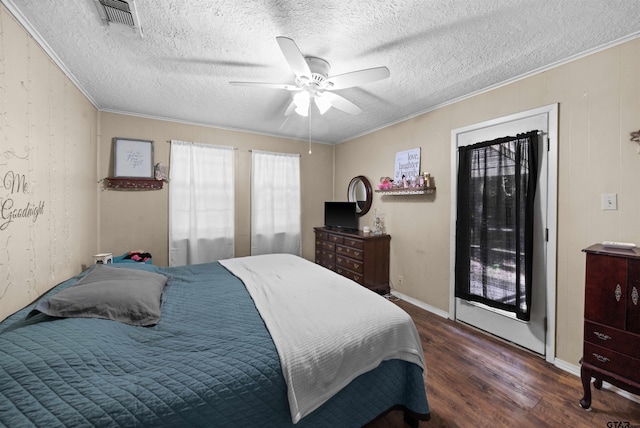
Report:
370,299,640,427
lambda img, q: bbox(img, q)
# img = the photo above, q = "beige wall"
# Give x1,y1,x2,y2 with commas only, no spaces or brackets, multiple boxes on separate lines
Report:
98,112,334,267
335,38,640,365
1,2,334,321
5,0,640,368
0,6,98,321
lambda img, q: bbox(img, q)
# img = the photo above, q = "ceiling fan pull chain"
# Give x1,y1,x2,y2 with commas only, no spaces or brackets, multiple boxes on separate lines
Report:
308,103,312,155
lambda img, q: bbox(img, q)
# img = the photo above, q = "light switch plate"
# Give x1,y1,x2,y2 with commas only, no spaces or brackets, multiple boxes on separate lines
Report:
602,193,617,210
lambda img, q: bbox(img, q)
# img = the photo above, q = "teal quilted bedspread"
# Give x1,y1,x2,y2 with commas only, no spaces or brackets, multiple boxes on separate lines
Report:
0,262,429,427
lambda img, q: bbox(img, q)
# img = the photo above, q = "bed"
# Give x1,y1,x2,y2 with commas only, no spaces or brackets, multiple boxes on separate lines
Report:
0,254,430,427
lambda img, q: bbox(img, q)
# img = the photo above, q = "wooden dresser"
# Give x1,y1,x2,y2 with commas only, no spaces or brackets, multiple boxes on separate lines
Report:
314,227,391,294
580,244,640,409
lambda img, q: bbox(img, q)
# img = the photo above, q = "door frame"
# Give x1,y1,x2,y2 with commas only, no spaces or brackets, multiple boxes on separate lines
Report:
449,104,558,363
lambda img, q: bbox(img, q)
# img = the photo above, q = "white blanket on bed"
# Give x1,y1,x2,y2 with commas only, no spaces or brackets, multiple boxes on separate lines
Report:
220,254,425,424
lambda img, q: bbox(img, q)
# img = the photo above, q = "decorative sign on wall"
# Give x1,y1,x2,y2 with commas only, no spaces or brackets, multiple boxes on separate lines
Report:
113,138,154,178
1,169,45,231
394,148,421,182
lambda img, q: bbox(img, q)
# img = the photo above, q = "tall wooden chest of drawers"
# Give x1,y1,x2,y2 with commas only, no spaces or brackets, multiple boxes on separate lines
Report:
580,244,640,409
314,227,391,294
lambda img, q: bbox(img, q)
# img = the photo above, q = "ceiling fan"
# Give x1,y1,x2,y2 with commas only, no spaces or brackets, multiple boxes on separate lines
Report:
230,37,390,117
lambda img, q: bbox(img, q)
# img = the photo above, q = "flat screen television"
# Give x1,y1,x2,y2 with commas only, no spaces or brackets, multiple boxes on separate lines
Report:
324,201,358,231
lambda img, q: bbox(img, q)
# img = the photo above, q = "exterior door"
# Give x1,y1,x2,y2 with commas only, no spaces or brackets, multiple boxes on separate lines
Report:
450,105,557,357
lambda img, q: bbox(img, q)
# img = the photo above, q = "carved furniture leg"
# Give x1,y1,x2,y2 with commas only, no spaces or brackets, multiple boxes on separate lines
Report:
579,363,592,410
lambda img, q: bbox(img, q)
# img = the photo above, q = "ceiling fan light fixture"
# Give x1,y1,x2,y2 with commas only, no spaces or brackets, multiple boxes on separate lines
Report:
295,104,309,117
293,91,310,107
315,95,332,115
293,91,311,116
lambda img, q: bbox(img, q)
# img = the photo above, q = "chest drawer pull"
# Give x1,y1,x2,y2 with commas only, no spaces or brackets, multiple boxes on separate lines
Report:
592,353,610,363
615,284,622,302
593,332,612,341
633,286,639,306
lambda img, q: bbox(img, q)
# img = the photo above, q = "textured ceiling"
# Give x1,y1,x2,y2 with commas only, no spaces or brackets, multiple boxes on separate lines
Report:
4,0,640,144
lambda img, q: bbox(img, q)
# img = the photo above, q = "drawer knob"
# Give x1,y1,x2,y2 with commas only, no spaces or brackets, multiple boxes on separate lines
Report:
633,286,639,306
593,332,611,341
592,353,610,363
615,284,622,302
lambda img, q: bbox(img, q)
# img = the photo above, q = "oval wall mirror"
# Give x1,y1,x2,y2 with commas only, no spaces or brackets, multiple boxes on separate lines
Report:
347,175,373,216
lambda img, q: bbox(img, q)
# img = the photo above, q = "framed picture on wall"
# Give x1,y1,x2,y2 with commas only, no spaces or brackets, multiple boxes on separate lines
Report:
113,138,154,178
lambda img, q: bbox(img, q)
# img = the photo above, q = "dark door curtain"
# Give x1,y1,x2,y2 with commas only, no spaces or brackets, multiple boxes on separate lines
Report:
455,130,538,321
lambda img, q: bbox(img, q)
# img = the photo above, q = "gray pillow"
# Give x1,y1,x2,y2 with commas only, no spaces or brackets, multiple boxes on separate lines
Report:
33,264,168,326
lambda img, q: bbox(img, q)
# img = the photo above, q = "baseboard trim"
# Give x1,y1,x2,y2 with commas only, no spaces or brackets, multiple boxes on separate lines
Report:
391,291,450,319
553,358,580,377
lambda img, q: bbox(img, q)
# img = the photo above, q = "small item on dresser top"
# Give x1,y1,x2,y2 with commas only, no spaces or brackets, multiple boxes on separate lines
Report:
373,211,385,236
601,241,636,250
363,226,370,234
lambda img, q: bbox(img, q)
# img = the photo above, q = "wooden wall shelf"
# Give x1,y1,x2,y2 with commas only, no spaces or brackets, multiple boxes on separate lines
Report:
104,177,163,190
375,186,435,195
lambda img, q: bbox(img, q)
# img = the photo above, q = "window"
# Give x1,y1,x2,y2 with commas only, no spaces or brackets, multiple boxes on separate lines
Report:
169,140,234,266
251,150,301,256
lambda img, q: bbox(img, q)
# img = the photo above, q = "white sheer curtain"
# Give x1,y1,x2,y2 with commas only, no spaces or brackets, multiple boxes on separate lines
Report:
169,140,234,266
251,150,301,256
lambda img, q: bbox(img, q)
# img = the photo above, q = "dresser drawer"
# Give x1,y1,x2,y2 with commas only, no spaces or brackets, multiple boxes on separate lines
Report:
633,358,640,383
317,257,335,271
583,342,640,382
335,244,364,260
316,248,335,266
320,241,335,252
336,255,364,274
343,237,364,249
585,321,640,358
316,231,328,241
327,234,343,244
335,266,363,284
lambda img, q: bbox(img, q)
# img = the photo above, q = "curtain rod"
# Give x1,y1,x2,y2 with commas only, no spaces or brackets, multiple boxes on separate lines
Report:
166,140,237,150
248,149,301,157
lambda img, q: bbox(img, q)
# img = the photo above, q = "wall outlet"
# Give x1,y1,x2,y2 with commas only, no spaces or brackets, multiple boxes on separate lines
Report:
398,275,403,286
602,193,617,210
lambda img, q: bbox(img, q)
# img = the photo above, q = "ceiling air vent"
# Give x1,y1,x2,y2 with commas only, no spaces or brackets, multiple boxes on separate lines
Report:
93,0,143,36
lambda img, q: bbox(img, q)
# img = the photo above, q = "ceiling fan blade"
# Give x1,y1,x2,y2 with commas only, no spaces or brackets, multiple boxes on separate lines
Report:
276,36,311,80
284,99,297,116
325,66,390,90
322,92,362,115
229,81,298,91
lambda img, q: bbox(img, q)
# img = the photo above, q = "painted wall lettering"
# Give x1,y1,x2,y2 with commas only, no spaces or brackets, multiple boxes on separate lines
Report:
0,170,45,231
